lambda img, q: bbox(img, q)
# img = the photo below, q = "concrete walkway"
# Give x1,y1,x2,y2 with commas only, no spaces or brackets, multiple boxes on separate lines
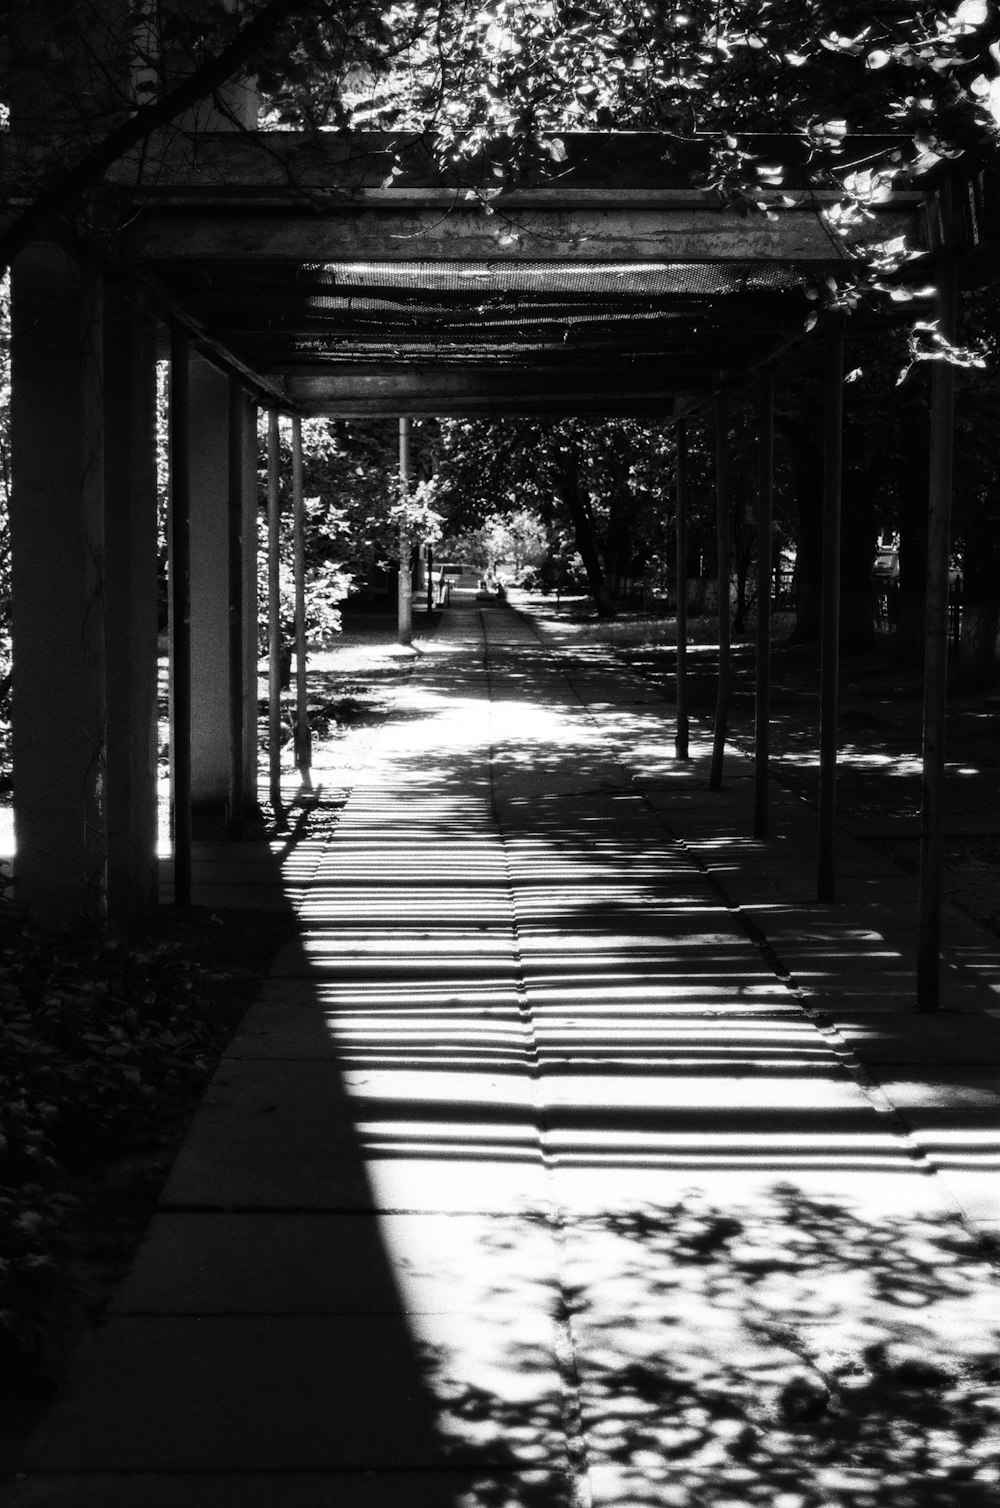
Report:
10,595,1000,1506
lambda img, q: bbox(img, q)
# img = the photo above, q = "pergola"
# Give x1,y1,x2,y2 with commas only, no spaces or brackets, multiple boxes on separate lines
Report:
6,123,992,1007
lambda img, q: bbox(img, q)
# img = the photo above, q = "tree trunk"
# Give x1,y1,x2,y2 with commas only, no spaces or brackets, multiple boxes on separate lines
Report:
559,468,616,617
779,415,824,644
780,405,878,652
959,537,1000,687
839,486,878,654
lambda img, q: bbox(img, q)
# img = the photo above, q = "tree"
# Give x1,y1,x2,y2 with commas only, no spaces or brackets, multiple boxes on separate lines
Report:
432,415,678,616
3,2,997,277
256,413,441,628
3,0,1000,655
951,284,1000,684
445,508,549,581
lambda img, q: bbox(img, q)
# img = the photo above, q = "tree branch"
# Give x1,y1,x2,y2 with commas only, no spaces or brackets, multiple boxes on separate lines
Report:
0,0,315,273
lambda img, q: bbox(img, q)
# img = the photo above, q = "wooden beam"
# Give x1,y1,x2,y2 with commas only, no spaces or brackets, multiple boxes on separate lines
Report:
97,129,914,188
282,365,713,417
134,205,922,264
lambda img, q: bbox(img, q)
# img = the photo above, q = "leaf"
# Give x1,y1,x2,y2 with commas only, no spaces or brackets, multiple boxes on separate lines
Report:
955,0,988,27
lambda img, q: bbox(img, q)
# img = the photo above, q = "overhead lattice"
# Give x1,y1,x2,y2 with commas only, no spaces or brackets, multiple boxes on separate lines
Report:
119,132,937,415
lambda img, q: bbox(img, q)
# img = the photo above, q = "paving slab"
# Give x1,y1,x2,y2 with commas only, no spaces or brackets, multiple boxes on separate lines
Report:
4,1472,578,1508
161,1057,545,1213
18,1314,566,1473
824,1011,1000,1064
229,997,527,1059
109,1212,561,1316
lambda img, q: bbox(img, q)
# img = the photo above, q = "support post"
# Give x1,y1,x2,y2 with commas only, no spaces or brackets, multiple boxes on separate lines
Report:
100,273,160,927
267,409,286,828
241,394,259,813
188,354,231,816
917,255,959,1011
292,416,312,784
818,322,845,901
398,416,413,647
675,415,690,761
426,544,434,615
709,392,731,791
169,322,192,905
754,370,775,838
11,247,159,925
227,372,246,839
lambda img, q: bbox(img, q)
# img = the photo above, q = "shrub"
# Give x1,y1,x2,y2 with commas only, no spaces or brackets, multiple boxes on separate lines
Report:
0,909,217,1352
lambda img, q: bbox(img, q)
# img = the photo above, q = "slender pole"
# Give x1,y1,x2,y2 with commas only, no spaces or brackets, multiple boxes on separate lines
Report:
754,370,775,837
292,415,312,785
709,392,731,791
398,416,413,646
817,322,845,901
226,373,245,840
267,409,285,829
675,415,690,761
169,322,192,905
426,543,434,615
917,254,959,1011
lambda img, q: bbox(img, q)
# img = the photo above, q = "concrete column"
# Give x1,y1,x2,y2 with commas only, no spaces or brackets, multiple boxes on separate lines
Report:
101,273,160,923
291,417,312,782
169,323,193,905
188,353,231,815
10,247,158,924
188,366,257,831
266,410,285,826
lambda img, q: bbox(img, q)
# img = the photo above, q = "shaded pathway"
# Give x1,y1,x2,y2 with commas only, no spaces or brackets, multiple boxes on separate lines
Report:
10,596,1000,1506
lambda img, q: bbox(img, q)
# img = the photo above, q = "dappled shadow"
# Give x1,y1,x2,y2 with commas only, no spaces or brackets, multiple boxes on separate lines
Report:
424,1188,1000,1506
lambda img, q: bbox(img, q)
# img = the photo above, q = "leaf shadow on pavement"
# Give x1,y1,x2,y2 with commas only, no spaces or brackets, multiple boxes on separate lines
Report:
422,1185,1000,1508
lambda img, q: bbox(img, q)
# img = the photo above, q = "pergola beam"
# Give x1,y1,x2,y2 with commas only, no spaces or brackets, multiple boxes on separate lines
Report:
133,205,922,265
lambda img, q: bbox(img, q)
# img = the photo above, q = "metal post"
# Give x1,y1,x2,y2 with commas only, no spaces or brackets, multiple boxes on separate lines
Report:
754,370,775,837
675,415,690,761
398,416,413,646
426,544,434,615
267,409,286,829
818,322,845,901
226,372,245,839
917,254,959,1011
709,392,731,791
169,322,192,904
292,415,312,785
